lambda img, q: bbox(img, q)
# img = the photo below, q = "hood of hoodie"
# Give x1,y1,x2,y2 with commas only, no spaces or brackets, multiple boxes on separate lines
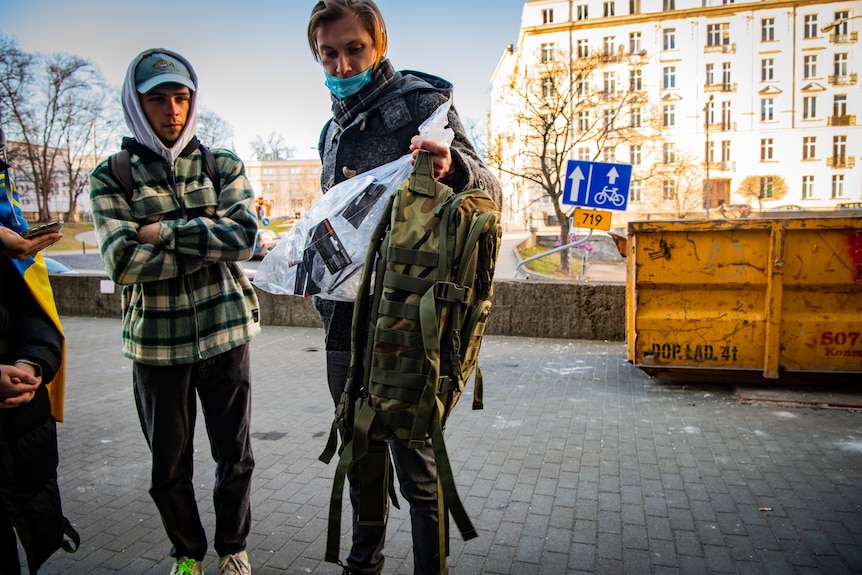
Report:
122,48,198,165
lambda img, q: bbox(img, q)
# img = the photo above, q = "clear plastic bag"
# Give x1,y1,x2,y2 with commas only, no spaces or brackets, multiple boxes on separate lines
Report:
253,98,454,301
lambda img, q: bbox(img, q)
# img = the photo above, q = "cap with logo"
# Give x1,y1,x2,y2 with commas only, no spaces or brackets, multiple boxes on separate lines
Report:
135,53,195,94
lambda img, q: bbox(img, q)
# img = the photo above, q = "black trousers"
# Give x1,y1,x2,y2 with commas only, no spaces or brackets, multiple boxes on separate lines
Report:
133,344,254,561
0,385,65,575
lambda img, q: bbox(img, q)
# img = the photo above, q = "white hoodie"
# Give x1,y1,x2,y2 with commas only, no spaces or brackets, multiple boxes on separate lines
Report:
121,48,199,165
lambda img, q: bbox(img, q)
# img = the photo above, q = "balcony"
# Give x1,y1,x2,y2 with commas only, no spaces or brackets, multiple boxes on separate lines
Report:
827,156,856,168
718,161,736,171
828,114,856,126
830,31,859,43
828,73,858,86
704,43,735,54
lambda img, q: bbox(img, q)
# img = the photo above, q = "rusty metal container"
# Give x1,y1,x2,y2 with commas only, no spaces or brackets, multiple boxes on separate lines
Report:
626,214,862,381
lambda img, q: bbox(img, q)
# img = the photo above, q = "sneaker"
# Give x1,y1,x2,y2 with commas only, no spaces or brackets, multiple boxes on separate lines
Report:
219,550,251,575
170,557,202,575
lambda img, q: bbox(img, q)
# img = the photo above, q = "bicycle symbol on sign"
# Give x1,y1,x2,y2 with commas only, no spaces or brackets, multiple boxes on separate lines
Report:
593,185,626,207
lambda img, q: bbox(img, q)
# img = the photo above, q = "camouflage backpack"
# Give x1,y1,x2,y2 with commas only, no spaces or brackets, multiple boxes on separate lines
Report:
319,151,502,566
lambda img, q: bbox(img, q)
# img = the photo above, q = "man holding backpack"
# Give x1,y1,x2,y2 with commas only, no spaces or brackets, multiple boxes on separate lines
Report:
89,49,260,575
307,2,501,573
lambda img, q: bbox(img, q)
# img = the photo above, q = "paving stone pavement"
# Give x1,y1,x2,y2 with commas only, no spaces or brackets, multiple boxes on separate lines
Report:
32,317,862,575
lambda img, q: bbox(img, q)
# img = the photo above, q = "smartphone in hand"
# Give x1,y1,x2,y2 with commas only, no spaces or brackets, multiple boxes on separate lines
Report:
20,221,63,239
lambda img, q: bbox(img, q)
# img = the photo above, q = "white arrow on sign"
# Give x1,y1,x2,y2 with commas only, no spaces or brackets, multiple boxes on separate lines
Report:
606,166,620,185
569,166,586,198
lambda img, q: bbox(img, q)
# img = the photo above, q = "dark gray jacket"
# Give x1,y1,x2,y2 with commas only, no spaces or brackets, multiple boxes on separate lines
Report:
315,67,501,352
318,69,501,204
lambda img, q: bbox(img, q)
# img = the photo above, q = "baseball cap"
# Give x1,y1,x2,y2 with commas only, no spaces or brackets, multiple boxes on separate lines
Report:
135,52,195,94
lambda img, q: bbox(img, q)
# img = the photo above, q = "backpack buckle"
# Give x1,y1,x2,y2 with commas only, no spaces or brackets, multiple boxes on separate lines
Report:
434,282,470,303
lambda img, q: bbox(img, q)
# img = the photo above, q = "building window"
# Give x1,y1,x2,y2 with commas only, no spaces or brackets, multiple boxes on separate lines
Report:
832,175,845,198
630,179,642,202
630,69,643,91
578,111,590,132
663,142,676,164
663,28,676,50
721,101,732,130
630,144,642,165
803,136,816,160
834,94,848,117
630,107,642,128
721,140,731,162
802,175,815,199
761,18,775,42
662,179,675,200
760,176,775,198
541,42,556,62
577,76,590,96
578,147,591,161
804,14,818,38
603,36,615,55
835,53,848,77
604,1,615,17
834,135,847,162
663,66,676,89
603,72,616,96
705,99,715,125
542,76,555,98
707,23,730,46
761,98,774,121
663,104,676,127
603,147,616,162
803,96,817,119
629,31,642,53
663,0,675,10
577,39,589,58
833,10,850,35
804,55,817,79
760,138,773,161
705,140,715,163
761,59,774,81
576,4,588,20
542,8,554,23
706,63,714,85
722,63,732,89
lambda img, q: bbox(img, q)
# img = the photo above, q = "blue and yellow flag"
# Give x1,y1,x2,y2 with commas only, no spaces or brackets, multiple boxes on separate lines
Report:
1,167,67,421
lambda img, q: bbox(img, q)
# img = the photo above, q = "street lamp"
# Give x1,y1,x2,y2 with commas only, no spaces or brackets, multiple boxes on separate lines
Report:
821,14,862,34
703,94,714,218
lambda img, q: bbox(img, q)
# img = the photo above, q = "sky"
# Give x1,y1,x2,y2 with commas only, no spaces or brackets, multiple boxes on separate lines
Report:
0,0,526,160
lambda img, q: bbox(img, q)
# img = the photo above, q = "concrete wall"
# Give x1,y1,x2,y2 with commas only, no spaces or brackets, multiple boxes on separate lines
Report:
49,273,627,341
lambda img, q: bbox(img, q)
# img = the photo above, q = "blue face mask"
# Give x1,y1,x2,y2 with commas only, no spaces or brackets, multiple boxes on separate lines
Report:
325,68,373,100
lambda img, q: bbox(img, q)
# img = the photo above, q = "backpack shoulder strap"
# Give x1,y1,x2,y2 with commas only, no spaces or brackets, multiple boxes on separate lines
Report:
199,144,221,195
108,149,134,201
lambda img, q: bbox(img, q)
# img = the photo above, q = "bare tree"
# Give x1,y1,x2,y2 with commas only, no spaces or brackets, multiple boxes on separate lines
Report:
249,132,295,161
198,106,234,150
641,148,705,219
0,34,105,222
735,175,788,212
489,44,651,271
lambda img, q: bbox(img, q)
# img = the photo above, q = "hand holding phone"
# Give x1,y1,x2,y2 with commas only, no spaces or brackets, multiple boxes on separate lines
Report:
20,221,63,239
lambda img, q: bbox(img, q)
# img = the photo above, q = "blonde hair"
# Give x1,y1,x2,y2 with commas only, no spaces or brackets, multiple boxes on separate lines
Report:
307,0,388,65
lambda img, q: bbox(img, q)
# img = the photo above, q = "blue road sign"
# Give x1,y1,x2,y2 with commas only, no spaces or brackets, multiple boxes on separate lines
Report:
562,160,632,211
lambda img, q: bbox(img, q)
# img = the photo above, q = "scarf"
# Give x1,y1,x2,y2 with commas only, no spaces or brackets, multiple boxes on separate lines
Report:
330,58,398,128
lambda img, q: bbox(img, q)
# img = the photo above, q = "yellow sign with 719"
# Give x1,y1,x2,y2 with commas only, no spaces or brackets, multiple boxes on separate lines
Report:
573,207,612,231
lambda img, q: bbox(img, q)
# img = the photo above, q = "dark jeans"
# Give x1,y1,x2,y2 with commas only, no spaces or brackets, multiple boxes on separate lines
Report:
325,349,442,575
133,344,254,561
